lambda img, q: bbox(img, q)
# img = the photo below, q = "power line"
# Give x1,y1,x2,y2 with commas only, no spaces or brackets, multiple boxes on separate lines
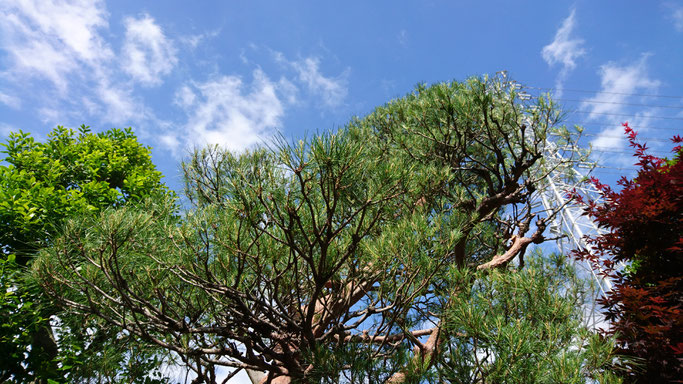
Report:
591,147,671,155
564,122,681,131
524,96,683,120
550,131,671,142
575,164,641,172
594,165,640,171
567,110,683,120
522,86,683,100
526,94,683,109
591,169,640,175
580,133,671,143
592,166,638,171
592,145,670,152
553,98,683,110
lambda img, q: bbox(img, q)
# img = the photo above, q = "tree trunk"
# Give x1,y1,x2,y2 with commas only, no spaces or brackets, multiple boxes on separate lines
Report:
30,321,61,384
246,369,266,384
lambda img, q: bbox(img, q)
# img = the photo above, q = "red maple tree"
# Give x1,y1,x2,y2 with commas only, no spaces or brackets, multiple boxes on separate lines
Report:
575,123,683,382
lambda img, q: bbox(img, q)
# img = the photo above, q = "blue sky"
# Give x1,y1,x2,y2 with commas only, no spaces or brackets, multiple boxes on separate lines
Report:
0,2,681,381
1,0,682,193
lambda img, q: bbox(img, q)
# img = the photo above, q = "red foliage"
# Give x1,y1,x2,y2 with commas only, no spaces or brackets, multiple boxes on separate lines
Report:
574,123,683,382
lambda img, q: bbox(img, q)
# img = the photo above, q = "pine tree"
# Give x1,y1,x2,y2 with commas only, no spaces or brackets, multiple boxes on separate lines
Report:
36,76,620,383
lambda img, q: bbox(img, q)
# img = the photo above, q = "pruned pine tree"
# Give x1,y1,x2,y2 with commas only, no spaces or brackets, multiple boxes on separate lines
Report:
35,75,621,383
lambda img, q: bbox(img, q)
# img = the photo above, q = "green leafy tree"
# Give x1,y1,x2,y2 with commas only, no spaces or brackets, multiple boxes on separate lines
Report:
0,125,173,383
36,76,620,383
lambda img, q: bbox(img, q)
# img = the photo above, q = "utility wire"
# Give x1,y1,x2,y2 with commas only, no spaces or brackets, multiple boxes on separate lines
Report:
591,169,640,175
591,147,671,155
553,98,683,110
522,86,683,100
523,95,683,120
525,93,683,109
594,165,640,171
521,85,680,176
524,96,683,120
567,110,683,120
581,134,671,143
564,122,681,131
592,145,670,151
549,130,669,142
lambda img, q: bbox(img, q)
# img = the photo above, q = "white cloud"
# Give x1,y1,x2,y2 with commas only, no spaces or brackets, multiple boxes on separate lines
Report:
158,133,181,153
292,57,348,108
4,35,77,92
168,51,350,154
541,9,586,95
37,107,61,124
179,28,221,49
175,69,283,152
174,85,197,108
542,9,584,70
96,80,142,124
80,96,101,116
0,122,18,137
0,1,176,133
19,0,111,63
122,14,177,86
0,0,112,92
583,55,661,156
672,6,683,32
398,29,408,46
271,51,349,108
581,56,660,120
591,110,657,153
0,91,21,109
277,77,298,105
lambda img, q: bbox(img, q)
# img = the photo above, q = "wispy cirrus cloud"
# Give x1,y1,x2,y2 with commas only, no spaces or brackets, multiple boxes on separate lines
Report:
179,28,222,49
292,57,349,108
0,1,177,128
273,52,349,108
541,8,586,96
582,55,661,156
164,51,349,154
172,70,283,152
96,80,145,124
398,29,409,47
0,122,18,137
590,110,658,154
581,56,660,120
0,91,21,109
0,2,351,159
122,14,178,86
671,5,683,32
0,0,112,93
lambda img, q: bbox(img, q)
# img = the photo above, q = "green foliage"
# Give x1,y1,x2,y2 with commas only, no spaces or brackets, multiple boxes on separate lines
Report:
0,125,173,383
299,255,624,384
439,254,622,384
0,254,52,382
0,125,170,260
34,76,619,383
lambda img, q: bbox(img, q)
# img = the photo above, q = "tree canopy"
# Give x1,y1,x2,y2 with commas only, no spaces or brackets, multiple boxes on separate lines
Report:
0,125,173,383
35,75,620,383
0,125,169,261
